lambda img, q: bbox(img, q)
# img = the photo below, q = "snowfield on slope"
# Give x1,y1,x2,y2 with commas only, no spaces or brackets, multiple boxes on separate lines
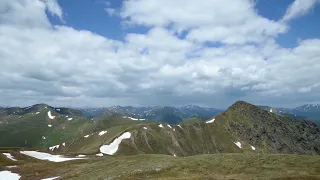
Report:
20,151,85,162
0,171,21,180
3,153,17,161
100,132,131,155
206,118,215,124
47,111,55,119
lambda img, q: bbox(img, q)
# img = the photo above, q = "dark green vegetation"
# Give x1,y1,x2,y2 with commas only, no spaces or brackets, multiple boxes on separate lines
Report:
1,153,320,180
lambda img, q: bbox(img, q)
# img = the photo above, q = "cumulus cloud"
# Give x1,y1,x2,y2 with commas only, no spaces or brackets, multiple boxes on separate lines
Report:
0,0,320,108
282,0,320,21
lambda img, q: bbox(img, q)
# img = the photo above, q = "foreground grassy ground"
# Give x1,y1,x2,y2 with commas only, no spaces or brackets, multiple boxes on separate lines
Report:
2,153,320,180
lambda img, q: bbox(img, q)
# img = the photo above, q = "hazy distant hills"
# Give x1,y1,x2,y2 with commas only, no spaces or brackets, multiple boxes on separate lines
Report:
79,105,223,124
260,104,320,124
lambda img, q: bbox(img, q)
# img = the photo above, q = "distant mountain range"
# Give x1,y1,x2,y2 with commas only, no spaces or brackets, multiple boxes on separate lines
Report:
78,105,223,124
259,104,320,124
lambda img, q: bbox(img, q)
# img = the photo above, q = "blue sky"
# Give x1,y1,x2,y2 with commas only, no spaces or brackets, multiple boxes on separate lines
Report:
1,0,320,108
49,0,320,48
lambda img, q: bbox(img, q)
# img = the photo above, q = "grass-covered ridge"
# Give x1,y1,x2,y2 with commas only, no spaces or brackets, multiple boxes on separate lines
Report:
1,153,320,180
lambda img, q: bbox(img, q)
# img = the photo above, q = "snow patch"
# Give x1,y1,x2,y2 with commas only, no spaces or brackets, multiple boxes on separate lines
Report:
84,135,90,138
158,124,164,128
62,143,65,147
269,109,273,112
128,117,139,120
3,153,17,161
20,151,84,162
76,155,86,158
41,176,60,180
99,131,107,136
0,171,21,180
173,128,176,131
143,127,147,130
47,111,55,119
36,112,40,114
167,124,172,128
250,145,256,150
206,118,215,124
100,132,131,155
173,154,177,157
48,124,52,127
49,145,59,151
67,118,73,121
177,125,182,129
234,142,242,148
96,153,103,157
42,136,46,140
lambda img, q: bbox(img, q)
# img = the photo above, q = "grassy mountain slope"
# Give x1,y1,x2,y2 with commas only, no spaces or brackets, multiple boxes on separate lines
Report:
0,105,153,149
216,101,320,155
58,101,320,156
1,152,320,180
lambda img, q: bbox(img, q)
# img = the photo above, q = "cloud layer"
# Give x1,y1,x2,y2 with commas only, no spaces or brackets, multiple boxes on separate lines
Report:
0,0,320,108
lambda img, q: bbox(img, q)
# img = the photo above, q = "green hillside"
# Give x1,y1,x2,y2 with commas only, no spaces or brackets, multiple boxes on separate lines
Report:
53,101,320,156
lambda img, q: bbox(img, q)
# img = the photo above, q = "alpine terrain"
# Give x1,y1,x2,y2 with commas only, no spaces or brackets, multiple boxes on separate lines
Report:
1,101,319,179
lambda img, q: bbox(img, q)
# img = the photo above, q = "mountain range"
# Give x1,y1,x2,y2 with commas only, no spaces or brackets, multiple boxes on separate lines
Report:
0,101,319,179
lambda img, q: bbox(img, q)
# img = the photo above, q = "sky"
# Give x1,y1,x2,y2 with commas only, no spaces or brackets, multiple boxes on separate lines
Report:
0,0,320,108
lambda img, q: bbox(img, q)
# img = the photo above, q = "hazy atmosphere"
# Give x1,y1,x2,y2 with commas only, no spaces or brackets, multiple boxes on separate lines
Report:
1,0,320,108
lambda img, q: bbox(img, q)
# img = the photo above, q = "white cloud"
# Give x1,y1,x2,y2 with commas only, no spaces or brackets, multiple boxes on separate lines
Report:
105,8,116,16
42,0,64,21
282,0,320,21
0,0,319,108
121,0,288,44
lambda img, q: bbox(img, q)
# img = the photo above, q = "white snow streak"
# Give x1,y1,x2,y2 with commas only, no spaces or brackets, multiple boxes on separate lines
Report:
99,131,107,136
167,124,172,128
20,151,84,162
270,109,273,112
99,132,131,155
234,142,242,148
41,176,60,180
84,135,90,138
2,153,17,161
47,111,55,119
36,112,40,114
206,118,215,124
49,145,59,151
177,125,182,129
143,127,148,130
158,124,164,128
42,136,46,140
48,124,52,127
96,153,103,157
62,143,66,147
76,155,86,157
0,171,21,180
250,145,256,150
67,118,73,121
